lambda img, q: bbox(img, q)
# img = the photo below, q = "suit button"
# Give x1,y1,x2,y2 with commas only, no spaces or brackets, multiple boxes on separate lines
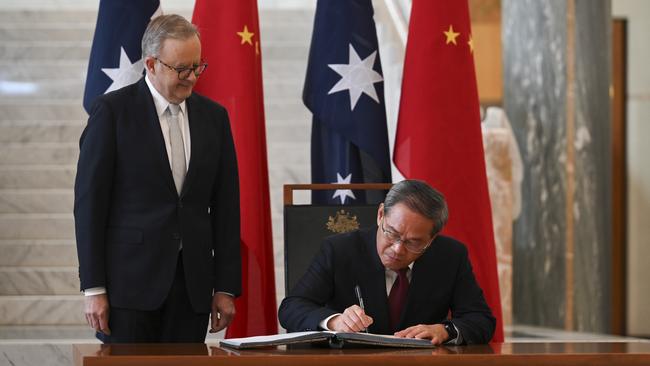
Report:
172,233,181,240
178,201,183,209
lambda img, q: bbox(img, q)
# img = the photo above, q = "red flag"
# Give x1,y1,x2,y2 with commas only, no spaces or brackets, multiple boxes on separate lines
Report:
192,1,277,337
394,0,503,342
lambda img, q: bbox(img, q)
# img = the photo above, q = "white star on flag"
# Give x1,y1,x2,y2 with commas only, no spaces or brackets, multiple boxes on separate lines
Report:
328,44,383,111
101,47,144,94
332,172,356,204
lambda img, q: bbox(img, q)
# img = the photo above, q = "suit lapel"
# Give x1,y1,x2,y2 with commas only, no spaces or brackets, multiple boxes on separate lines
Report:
359,229,392,334
180,94,202,198
137,79,177,196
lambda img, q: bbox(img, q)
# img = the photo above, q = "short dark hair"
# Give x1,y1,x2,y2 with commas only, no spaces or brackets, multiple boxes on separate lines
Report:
384,180,448,235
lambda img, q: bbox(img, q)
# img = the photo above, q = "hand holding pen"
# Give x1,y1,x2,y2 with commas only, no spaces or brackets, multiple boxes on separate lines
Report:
324,285,374,333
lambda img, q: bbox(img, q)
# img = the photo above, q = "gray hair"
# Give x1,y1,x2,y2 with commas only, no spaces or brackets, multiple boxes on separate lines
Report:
141,14,200,58
384,180,448,235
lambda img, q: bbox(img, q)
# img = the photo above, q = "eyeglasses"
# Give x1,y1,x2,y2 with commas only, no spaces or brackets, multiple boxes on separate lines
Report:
380,217,433,254
155,57,208,80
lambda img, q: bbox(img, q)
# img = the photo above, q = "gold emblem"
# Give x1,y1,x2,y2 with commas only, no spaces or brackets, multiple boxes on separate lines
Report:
326,209,360,234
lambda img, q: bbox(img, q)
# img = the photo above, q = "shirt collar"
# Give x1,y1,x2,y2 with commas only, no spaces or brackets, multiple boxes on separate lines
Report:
385,262,414,274
145,75,187,118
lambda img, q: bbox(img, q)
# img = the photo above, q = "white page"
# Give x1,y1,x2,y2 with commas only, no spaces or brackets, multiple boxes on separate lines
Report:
219,331,328,346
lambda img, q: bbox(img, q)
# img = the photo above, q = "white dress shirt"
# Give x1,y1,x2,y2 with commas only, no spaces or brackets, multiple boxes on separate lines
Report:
145,75,191,170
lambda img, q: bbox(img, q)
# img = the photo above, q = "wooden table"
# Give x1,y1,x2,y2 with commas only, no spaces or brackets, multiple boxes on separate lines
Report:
73,342,650,366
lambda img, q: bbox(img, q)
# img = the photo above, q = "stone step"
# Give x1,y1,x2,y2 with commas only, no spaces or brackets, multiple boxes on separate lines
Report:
268,163,309,189
264,98,312,120
0,40,91,61
0,23,94,42
0,189,73,214
268,143,309,166
0,61,87,80
0,59,305,81
260,9,315,25
0,121,83,143
0,100,87,120
0,266,78,295
0,20,312,44
0,143,79,165
263,59,308,79
0,98,307,121
0,40,309,62
260,22,313,44
0,240,77,266
0,132,305,165
0,118,307,145
0,165,76,189
0,78,84,100
0,295,85,325
0,10,96,23
264,119,311,142
1,77,303,100
0,213,74,240
0,8,313,24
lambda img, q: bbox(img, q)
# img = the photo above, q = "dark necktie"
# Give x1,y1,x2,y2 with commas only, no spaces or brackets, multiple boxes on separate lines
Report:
388,268,409,332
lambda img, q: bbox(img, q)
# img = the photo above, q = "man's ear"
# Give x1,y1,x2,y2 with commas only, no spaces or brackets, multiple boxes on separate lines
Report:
144,56,156,74
377,203,384,226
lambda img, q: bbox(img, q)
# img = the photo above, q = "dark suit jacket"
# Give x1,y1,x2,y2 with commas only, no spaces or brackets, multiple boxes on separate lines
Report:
278,227,495,344
74,78,241,314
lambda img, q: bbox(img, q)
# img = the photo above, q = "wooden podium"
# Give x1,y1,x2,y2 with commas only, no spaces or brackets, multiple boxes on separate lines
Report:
74,342,650,366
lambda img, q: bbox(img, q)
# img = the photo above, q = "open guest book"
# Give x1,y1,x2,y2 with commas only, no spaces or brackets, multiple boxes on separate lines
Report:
218,331,436,349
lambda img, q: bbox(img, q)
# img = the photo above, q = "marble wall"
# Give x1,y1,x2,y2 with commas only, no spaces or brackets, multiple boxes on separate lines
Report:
503,0,612,333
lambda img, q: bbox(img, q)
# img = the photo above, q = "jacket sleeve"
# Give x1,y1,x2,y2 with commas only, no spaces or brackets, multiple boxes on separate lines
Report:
210,107,242,296
278,240,339,332
449,246,497,344
73,99,116,291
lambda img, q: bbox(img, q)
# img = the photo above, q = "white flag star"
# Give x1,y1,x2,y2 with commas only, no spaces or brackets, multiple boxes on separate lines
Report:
101,47,144,94
328,44,383,111
332,172,356,204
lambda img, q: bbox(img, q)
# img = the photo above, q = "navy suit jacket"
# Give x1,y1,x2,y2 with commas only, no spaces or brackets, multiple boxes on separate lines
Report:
74,78,241,313
278,227,495,344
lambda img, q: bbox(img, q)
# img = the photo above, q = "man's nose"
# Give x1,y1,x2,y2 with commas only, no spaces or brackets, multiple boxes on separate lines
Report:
391,240,408,255
186,70,199,82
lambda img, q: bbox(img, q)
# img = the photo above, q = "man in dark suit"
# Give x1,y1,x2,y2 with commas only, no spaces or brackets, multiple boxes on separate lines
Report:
74,14,241,343
279,180,495,345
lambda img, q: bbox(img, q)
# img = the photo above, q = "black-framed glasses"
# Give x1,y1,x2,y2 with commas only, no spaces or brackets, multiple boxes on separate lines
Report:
380,217,433,254
155,57,208,80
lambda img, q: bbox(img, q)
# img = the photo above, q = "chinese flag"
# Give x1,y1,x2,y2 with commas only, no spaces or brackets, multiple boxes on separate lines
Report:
192,0,277,337
394,0,503,342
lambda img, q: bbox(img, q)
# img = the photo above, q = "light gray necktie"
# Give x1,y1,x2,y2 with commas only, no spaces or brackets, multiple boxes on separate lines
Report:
167,104,186,194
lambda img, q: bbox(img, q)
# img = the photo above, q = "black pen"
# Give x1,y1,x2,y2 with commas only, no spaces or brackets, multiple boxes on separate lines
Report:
354,284,368,333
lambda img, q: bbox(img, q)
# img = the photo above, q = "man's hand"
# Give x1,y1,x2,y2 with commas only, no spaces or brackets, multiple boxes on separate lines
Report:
394,324,449,345
326,305,373,332
210,293,236,333
84,293,110,335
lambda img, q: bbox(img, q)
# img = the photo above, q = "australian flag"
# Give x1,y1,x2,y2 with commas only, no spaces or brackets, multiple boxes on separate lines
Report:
303,0,392,205
83,0,160,113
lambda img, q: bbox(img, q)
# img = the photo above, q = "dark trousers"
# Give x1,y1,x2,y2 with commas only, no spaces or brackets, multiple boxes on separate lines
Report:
97,252,210,343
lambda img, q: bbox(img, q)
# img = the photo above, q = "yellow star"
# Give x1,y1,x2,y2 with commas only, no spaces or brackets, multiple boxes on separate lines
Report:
467,35,474,53
443,25,460,45
237,25,254,46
